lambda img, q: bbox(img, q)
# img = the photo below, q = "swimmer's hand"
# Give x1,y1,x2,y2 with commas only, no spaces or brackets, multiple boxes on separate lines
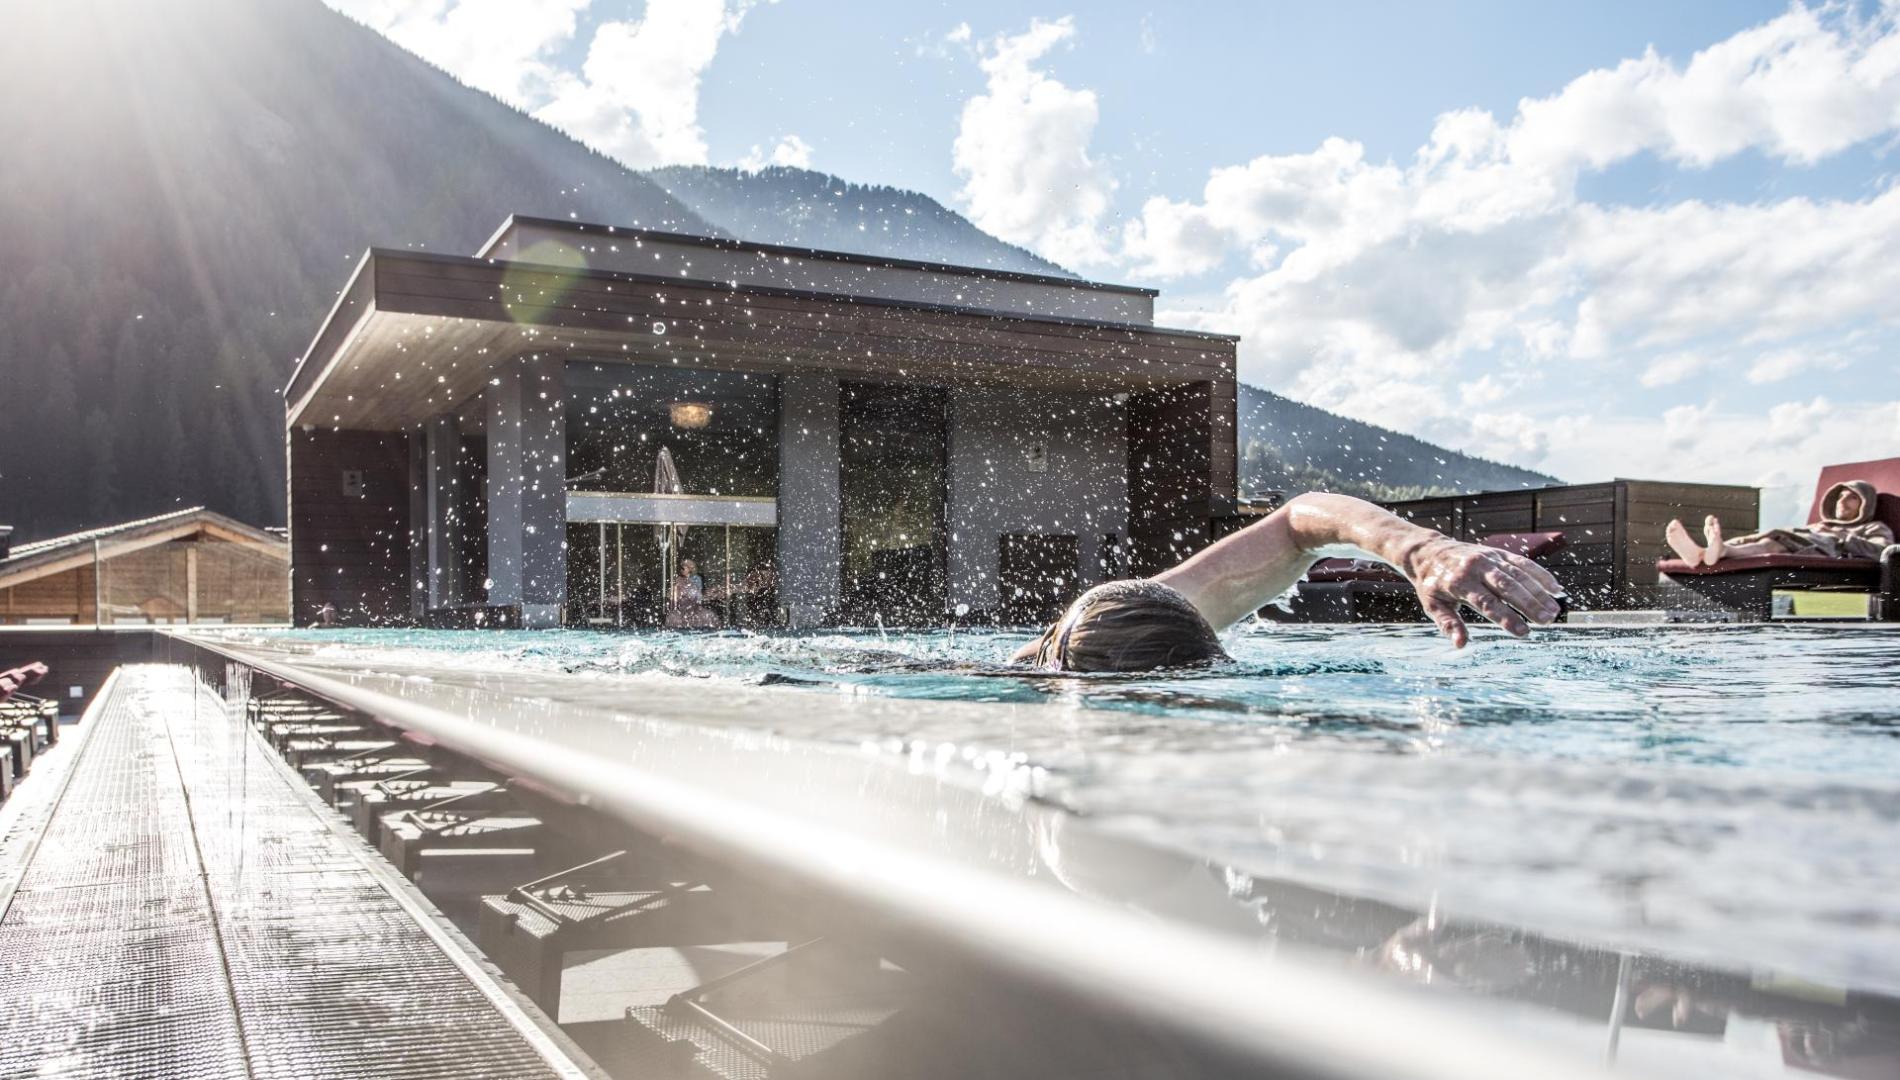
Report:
1402,537,1564,648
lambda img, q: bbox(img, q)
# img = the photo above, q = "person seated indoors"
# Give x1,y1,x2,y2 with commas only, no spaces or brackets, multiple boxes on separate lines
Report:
1011,492,1566,673
1665,480,1895,567
665,558,722,629
0,661,49,703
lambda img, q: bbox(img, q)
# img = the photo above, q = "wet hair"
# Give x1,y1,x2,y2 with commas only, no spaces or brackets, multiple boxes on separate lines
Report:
1028,580,1229,673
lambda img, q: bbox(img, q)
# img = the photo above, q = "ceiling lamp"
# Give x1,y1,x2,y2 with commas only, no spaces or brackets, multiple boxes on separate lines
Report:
669,401,713,430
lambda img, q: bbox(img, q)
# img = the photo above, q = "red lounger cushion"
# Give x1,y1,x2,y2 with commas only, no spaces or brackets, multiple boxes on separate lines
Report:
1658,554,1880,577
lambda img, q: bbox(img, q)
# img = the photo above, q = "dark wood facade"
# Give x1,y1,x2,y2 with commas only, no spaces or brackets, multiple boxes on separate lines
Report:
1127,382,1238,576
288,428,412,626
0,629,160,716
1386,479,1760,610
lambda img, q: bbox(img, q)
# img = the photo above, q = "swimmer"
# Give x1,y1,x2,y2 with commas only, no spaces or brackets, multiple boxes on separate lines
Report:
1013,492,1565,673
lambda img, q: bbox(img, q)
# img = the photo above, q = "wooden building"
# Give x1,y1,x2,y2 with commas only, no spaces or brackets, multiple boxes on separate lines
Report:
0,509,290,626
1385,479,1760,610
288,216,1240,628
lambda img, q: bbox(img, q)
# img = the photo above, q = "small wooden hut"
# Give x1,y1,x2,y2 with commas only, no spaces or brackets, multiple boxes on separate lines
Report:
0,509,289,625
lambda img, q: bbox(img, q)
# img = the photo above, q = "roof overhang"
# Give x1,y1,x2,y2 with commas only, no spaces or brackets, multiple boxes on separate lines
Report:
287,250,1237,432
478,214,1158,321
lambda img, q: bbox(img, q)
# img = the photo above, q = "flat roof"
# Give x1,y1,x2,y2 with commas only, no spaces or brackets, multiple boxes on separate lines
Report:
479,214,1159,298
286,247,1237,430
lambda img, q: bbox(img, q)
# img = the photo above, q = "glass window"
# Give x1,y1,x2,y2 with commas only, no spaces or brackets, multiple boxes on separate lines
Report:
565,366,778,498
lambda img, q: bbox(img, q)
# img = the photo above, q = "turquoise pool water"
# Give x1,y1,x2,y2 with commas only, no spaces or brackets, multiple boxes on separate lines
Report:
253,622,1900,774
225,622,1900,995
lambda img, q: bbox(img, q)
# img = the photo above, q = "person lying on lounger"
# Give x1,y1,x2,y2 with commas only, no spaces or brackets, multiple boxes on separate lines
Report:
1011,492,1566,673
1664,480,1894,567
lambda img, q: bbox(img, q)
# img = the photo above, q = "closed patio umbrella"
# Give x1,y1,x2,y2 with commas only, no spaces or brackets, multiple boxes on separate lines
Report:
653,446,686,553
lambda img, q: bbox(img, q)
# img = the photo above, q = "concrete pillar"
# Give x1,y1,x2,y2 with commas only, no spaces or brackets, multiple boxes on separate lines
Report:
777,375,841,627
944,386,1129,616
486,355,567,627
407,431,428,620
424,413,463,609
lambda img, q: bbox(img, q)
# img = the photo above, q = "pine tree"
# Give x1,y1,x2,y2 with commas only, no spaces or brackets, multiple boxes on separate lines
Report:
81,407,118,526
151,397,191,512
38,345,83,518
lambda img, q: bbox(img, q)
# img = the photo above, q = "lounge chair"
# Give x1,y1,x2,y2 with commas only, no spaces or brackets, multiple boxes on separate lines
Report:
1657,456,1900,621
1274,530,1569,623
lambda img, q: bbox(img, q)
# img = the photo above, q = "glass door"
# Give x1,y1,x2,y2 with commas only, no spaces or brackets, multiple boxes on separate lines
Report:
567,521,778,629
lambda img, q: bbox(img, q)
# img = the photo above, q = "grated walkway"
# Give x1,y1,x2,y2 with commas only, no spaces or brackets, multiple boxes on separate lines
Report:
0,665,589,1079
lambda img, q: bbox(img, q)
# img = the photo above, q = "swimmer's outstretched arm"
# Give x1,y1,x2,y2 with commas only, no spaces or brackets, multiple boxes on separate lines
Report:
1153,492,1565,647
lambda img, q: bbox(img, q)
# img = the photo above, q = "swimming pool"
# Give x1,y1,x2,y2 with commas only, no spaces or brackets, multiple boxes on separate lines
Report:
210,622,1900,1003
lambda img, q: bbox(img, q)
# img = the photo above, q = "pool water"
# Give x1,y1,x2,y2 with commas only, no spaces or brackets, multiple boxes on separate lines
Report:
227,622,1900,996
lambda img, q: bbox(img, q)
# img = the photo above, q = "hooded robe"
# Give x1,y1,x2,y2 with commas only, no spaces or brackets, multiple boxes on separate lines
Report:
1723,480,1894,560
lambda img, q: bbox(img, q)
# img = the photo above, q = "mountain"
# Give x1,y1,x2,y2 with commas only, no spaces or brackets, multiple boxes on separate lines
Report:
1237,385,1558,502
647,166,1073,277
0,0,709,539
0,0,1553,543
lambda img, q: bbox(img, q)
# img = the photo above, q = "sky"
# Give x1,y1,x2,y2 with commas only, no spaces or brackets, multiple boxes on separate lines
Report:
323,0,1900,524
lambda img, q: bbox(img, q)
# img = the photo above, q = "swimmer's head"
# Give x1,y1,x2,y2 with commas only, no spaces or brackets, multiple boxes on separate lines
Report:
1024,579,1228,673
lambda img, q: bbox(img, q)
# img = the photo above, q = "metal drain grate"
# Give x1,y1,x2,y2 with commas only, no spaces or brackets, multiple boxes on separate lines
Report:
0,665,585,1080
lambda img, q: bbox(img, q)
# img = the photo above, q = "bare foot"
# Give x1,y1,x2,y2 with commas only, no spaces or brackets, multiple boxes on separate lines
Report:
1701,515,1725,567
1665,519,1704,564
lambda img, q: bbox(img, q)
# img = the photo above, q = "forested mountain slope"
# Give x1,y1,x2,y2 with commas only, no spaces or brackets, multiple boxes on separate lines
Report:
0,0,706,538
648,165,1072,277
1238,386,1557,502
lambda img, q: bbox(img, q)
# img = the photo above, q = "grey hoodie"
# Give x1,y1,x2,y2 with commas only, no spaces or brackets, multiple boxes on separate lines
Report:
1800,480,1893,559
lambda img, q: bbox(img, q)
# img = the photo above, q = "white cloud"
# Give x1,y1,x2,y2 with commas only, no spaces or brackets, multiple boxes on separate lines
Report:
325,0,589,104
915,22,972,60
738,133,814,171
1507,4,1900,172
1661,400,1717,449
1566,190,1900,356
1127,4,1900,483
325,0,762,169
535,0,760,168
1744,348,1851,384
1463,408,1552,466
951,17,1117,267
1640,352,1709,388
